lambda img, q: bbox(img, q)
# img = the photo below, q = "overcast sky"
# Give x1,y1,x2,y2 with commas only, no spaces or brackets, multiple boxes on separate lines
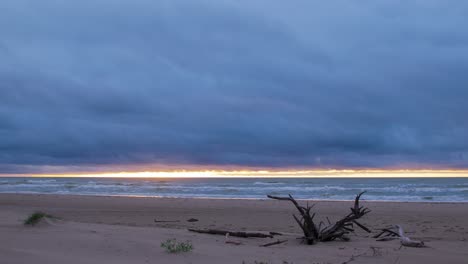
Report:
1,1,468,174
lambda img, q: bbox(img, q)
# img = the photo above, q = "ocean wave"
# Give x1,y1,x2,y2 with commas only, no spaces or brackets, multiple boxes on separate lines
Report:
26,179,57,184
253,181,285,185
1,177,468,202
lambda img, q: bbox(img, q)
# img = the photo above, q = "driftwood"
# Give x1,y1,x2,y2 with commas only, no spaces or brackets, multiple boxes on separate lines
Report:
268,192,371,245
269,231,283,236
259,239,288,247
155,217,199,223
397,225,426,247
375,225,426,247
188,228,274,238
154,219,180,223
374,228,399,239
374,227,400,241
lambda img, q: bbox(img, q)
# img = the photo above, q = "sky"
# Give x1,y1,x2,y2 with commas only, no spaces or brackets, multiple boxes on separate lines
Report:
1,1,468,175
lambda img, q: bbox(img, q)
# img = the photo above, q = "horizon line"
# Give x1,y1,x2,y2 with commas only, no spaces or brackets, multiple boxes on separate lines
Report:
2,169,468,178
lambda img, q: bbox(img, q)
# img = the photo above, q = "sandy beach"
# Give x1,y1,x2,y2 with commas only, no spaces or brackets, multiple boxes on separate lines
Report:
1,193,468,264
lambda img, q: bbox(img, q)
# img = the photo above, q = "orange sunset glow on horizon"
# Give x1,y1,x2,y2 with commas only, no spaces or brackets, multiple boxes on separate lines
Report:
13,169,468,178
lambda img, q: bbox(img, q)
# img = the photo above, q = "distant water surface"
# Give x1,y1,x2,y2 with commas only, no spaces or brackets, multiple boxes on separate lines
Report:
1,177,468,202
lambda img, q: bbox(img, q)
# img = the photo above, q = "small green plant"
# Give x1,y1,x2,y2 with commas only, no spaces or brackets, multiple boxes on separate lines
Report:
161,239,193,253
24,212,50,226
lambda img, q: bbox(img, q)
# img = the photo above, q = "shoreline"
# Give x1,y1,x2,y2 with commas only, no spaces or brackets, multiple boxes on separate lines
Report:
1,192,468,204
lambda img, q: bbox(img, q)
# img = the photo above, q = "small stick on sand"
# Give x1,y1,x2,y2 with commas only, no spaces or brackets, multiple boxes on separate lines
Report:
259,240,288,247
154,219,180,223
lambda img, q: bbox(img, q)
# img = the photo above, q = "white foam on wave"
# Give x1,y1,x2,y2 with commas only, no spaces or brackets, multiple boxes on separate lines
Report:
253,181,285,185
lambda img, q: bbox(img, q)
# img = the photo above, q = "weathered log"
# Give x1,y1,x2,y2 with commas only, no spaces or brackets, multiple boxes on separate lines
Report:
188,228,273,238
268,192,371,244
259,239,288,247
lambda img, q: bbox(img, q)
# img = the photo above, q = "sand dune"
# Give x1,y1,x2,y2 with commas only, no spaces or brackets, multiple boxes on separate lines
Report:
1,193,468,263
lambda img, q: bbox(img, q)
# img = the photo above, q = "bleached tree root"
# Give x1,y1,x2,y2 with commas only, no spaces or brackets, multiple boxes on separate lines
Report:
375,225,426,247
396,225,426,248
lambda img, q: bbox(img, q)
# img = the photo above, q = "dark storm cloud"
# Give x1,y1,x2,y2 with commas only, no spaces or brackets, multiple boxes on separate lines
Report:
1,0,468,173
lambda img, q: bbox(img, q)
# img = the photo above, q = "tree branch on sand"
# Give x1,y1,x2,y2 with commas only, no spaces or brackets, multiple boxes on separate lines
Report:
267,192,371,245
259,239,288,247
188,229,274,238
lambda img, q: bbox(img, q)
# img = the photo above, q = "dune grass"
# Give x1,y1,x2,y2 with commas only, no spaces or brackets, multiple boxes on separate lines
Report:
23,212,51,226
161,239,193,253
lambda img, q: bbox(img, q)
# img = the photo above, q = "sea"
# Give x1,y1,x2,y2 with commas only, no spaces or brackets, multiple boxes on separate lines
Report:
1,177,468,202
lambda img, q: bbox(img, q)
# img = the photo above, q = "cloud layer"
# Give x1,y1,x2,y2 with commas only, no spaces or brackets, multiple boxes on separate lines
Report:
1,1,468,173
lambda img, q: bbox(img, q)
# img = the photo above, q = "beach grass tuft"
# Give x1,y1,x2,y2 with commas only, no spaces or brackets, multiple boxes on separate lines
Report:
23,212,50,226
161,238,193,253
